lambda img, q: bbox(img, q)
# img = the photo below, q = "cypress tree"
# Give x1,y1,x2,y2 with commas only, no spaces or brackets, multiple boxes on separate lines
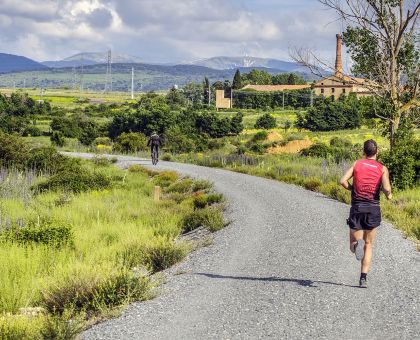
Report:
232,69,242,89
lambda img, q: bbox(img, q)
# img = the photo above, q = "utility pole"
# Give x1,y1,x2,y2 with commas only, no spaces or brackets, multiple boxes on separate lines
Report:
23,79,26,88
230,87,233,108
310,89,314,107
131,67,134,100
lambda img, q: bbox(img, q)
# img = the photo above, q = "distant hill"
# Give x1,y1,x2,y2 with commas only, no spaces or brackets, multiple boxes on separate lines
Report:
43,52,144,68
184,56,308,73
0,53,48,73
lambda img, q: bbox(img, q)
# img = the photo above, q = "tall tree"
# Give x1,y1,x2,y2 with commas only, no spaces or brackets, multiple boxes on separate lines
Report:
203,77,210,105
232,69,242,89
292,0,420,148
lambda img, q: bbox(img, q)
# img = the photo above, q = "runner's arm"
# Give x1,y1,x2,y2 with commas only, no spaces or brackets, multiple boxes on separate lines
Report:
340,162,355,191
147,138,151,146
381,166,392,200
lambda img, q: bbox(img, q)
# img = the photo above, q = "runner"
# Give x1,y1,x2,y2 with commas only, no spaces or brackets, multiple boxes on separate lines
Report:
340,139,392,288
147,132,162,165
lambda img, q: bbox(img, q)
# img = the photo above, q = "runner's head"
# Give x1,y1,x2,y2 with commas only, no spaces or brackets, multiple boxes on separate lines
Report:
364,139,378,158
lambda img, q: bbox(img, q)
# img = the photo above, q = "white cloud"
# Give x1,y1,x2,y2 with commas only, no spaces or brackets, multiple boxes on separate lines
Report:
0,0,341,63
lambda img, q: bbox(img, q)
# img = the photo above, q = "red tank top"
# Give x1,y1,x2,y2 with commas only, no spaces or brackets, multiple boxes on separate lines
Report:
352,159,383,205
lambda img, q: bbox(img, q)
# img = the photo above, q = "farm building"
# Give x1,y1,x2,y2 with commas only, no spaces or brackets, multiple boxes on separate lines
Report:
313,34,374,100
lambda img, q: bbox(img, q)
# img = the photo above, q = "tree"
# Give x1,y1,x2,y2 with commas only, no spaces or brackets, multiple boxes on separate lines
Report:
292,0,420,148
232,69,242,89
287,73,297,85
203,77,210,105
255,113,277,129
242,69,273,85
166,87,187,109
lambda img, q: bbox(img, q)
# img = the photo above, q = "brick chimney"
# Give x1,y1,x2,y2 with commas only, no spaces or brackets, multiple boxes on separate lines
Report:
335,34,343,77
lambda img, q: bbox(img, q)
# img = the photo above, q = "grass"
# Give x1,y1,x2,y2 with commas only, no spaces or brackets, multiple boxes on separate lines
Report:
0,161,226,338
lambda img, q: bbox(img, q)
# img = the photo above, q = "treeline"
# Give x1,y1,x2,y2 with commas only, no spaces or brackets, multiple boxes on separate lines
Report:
50,93,244,152
233,89,312,109
0,92,51,135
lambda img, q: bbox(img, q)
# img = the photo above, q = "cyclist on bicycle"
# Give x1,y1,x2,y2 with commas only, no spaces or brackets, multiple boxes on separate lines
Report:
147,132,162,161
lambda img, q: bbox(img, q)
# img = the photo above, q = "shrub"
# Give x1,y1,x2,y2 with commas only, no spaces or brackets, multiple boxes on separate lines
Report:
183,207,225,232
161,153,172,161
93,137,112,146
91,156,111,167
303,178,323,191
23,125,42,137
114,132,147,153
0,132,30,168
330,137,352,148
248,142,266,154
301,143,331,158
153,171,178,187
50,131,65,147
35,164,111,193
141,238,187,272
3,222,73,248
41,308,86,340
252,131,269,142
28,147,67,174
128,164,158,177
380,138,420,190
41,270,150,314
166,179,194,193
193,194,208,209
191,180,212,192
254,113,277,129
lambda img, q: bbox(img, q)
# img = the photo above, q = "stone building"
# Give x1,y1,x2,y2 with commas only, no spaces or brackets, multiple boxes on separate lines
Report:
313,34,374,100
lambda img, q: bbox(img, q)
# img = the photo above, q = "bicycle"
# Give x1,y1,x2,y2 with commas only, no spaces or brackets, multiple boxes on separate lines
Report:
151,147,159,165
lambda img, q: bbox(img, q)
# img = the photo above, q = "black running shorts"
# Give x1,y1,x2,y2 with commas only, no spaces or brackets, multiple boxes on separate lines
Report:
347,205,381,230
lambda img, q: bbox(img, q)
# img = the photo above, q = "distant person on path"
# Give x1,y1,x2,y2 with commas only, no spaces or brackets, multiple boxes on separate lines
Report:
147,132,162,160
340,139,392,288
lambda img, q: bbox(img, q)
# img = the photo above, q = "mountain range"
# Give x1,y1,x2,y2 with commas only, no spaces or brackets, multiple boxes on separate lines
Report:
0,52,316,91
0,53,48,73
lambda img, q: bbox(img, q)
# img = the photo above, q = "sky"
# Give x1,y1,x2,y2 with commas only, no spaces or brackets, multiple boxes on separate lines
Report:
0,0,345,64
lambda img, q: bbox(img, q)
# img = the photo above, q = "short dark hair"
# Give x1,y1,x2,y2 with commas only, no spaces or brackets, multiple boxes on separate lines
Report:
364,139,378,157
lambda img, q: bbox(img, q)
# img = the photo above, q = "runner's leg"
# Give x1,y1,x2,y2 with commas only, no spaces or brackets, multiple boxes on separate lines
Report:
349,229,363,252
361,228,377,274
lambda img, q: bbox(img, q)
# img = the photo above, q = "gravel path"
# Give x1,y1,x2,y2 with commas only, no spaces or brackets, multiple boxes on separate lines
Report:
68,153,419,340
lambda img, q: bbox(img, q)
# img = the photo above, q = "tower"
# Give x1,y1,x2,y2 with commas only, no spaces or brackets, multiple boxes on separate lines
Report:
335,34,343,77
105,50,112,92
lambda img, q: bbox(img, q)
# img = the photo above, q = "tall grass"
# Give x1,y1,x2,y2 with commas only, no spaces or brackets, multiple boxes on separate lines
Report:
0,162,225,338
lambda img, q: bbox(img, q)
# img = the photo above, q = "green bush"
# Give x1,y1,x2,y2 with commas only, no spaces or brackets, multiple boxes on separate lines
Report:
0,132,30,168
91,156,112,167
114,132,147,153
191,180,212,192
161,153,172,161
50,131,65,147
254,113,277,129
193,193,224,209
35,164,111,193
330,137,352,148
252,131,269,142
3,223,73,248
166,179,194,193
304,178,323,191
93,137,112,146
301,143,331,158
183,207,225,232
153,171,179,187
193,194,208,209
23,125,42,137
128,164,158,177
380,139,420,189
41,270,150,314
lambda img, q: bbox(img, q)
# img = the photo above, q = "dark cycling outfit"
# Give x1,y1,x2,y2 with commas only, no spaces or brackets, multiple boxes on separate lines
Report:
147,134,161,156
347,159,383,230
